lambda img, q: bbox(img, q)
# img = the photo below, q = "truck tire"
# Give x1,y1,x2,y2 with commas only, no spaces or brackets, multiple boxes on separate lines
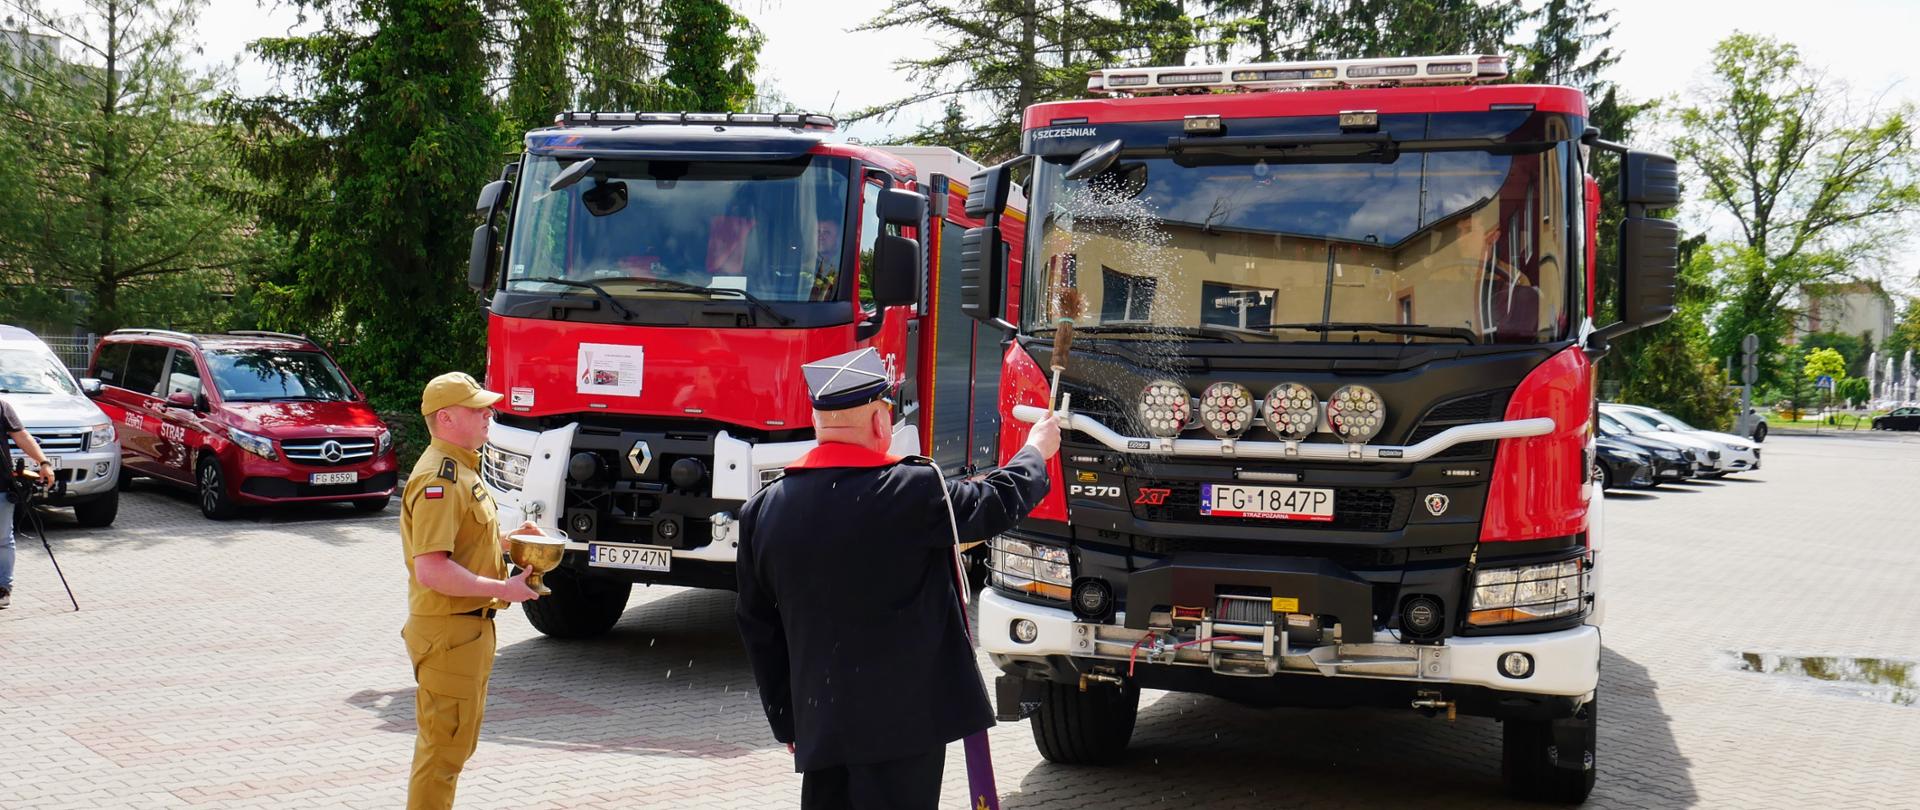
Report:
1502,697,1597,804
1030,680,1139,765
72,489,119,528
521,566,632,639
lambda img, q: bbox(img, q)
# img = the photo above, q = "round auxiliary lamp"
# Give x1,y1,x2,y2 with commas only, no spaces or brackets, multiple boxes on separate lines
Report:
1261,382,1321,441
1326,384,1387,443
1137,379,1193,438
1199,382,1255,439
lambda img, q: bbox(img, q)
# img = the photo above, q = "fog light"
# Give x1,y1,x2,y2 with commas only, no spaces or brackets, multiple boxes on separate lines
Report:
1400,594,1445,640
568,452,602,484
1071,577,1113,622
1500,651,1535,679
1011,619,1039,644
1199,381,1254,439
1137,379,1192,438
669,457,706,490
95,462,111,476
656,515,682,542
1326,384,1386,443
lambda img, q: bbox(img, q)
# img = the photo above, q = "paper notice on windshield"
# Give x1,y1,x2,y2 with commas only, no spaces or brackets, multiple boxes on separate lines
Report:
577,343,643,397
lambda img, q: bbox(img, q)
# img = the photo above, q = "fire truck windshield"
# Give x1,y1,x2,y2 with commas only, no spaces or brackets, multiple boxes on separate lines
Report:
504,154,854,305
1025,140,1579,345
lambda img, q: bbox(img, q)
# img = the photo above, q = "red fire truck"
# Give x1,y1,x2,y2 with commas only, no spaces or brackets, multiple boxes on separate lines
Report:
957,55,1678,802
466,113,1024,637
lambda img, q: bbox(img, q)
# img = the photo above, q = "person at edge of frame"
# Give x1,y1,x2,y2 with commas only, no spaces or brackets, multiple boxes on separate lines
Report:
736,346,1063,809
1,397,58,610
399,371,545,810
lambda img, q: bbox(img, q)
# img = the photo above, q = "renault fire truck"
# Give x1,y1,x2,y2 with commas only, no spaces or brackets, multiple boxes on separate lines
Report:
467,113,1024,638
955,55,1679,803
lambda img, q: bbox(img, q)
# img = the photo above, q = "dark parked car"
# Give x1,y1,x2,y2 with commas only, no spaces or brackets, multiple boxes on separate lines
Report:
1595,436,1655,490
1597,416,1694,482
1872,407,1920,431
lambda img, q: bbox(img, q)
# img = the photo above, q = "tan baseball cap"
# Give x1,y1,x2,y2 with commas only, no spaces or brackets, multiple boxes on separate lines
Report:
420,372,503,416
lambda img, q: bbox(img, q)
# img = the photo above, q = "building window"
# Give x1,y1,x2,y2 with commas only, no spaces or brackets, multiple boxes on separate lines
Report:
1202,282,1276,331
1101,267,1155,323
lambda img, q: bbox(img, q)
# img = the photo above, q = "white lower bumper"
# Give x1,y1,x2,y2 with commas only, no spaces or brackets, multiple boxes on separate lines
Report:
480,419,922,564
979,589,1600,697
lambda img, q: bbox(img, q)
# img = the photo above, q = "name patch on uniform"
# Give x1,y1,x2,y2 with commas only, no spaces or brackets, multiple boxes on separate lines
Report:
472,483,487,502
424,486,445,499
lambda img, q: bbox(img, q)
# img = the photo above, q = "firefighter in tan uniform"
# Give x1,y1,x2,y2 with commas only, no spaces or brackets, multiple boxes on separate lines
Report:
400,372,543,810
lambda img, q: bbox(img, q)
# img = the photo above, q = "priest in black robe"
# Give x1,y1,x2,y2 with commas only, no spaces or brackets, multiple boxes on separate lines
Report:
736,347,1060,809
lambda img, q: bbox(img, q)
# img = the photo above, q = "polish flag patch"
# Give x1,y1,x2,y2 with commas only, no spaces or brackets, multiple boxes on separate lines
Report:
424,486,445,500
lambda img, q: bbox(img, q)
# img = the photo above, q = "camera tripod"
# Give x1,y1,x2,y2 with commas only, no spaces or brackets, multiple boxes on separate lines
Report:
10,459,79,611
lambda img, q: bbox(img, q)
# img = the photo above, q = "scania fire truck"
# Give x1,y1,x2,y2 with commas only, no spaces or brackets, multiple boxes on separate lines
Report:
467,113,1023,638
954,55,1679,802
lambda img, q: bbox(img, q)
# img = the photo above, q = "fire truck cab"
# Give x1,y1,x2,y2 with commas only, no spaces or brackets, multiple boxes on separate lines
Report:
955,56,1680,803
467,113,1020,638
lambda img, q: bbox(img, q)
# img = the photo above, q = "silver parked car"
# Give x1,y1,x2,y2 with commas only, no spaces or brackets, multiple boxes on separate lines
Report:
0,326,121,526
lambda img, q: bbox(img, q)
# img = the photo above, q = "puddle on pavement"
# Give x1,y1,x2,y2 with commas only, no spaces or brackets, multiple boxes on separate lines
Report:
1730,652,1917,708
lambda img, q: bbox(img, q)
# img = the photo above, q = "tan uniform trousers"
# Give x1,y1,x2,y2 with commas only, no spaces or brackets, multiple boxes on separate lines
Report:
402,612,497,810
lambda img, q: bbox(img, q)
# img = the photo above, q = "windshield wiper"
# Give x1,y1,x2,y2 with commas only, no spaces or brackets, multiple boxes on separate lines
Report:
509,276,638,321
1267,322,1479,344
614,277,795,327
1040,324,1249,343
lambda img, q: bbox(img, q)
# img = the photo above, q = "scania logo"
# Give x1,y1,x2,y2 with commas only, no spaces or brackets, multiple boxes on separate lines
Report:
320,440,344,463
1032,127,1096,140
1425,493,1450,516
1134,487,1172,506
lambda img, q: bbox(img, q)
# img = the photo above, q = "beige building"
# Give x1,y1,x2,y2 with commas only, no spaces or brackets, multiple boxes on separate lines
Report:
1797,281,1896,345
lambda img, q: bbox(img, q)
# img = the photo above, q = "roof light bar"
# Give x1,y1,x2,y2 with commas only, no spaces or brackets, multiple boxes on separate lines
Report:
1087,54,1508,96
552,111,838,131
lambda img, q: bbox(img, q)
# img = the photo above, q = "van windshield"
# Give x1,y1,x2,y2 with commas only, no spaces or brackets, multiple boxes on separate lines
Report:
0,350,80,395
207,350,356,402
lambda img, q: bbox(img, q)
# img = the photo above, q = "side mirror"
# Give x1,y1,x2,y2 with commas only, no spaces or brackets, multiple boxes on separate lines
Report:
79,378,103,398
468,223,494,294
195,393,211,413
1063,139,1124,181
870,233,920,308
1655,424,1673,431
1591,150,1679,348
878,187,926,228
963,156,1027,218
165,391,195,408
473,179,509,215
958,157,1027,325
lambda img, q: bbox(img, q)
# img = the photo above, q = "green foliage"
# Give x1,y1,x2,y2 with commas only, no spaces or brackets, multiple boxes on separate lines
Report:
1291,0,1525,60
660,0,763,112
1803,347,1846,382
1675,34,1920,390
0,0,261,334
1836,376,1869,407
1798,331,1867,378
1885,296,1920,360
503,0,575,136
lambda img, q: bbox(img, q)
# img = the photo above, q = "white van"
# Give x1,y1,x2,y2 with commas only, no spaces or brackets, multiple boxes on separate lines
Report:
0,325,120,526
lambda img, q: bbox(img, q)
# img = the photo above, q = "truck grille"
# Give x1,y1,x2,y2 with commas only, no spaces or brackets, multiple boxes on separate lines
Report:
9,431,85,454
282,437,376,466
1404,388,1510,458
1131,481,1410,532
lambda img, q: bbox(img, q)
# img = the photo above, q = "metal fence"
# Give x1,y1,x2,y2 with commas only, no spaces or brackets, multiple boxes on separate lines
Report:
39,334,98,377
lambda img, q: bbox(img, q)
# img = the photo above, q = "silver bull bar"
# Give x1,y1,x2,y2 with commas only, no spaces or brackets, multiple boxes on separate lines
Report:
1011,404,1553,462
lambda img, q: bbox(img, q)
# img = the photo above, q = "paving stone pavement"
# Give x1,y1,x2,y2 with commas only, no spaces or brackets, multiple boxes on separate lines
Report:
2,431,1918,809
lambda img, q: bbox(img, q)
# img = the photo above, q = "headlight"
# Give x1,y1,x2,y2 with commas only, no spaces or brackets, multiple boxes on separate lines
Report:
481,443,530,492
989,535,1071,601
1261,382,1319,440
377,429,393,455
1326,384,1385,443
87,422,115,450
228,427,277,460
1137,379,1192,438
1198,382,1254,439
1469,557,1590,626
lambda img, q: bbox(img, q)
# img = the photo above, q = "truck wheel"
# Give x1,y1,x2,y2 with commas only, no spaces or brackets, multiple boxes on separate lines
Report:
1502,697,1597,804
1030,680,1139,765
521,566,632,639
72,489,120,528
198,457,238,520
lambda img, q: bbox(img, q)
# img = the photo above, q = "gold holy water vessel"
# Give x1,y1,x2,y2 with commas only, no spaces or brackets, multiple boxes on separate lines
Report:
507,531,568,596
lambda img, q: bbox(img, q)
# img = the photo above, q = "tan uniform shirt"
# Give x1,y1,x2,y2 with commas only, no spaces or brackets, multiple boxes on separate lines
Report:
401,438,504,616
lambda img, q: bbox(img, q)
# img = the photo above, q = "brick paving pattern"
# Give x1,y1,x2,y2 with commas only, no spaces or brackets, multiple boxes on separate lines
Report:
2,431,1917,808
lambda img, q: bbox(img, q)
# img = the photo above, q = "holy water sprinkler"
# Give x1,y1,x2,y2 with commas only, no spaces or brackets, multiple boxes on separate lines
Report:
1049,275,1084,415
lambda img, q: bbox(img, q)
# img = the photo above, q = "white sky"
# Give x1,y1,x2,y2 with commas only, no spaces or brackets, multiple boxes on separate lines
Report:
31,0,1920,292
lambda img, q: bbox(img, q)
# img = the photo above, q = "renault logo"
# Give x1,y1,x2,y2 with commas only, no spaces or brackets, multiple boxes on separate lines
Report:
320,440,344,463
627,440,653,475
